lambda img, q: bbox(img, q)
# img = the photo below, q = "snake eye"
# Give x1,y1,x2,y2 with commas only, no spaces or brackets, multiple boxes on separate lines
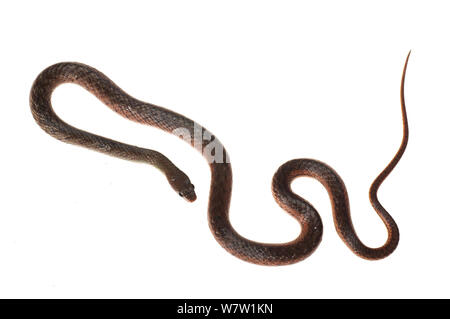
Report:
178,192,183,197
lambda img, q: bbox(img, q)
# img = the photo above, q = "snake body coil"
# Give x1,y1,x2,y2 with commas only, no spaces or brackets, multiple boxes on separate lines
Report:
30,53,410,265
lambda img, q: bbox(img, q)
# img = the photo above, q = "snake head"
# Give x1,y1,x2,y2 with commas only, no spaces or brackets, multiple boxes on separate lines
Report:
178,184,197,202
167,170,197,202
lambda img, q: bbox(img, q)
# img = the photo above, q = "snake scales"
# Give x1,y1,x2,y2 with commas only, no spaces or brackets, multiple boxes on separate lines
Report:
30,53,410,265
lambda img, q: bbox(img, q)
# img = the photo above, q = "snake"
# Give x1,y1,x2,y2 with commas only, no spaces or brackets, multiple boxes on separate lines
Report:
30,52,410,265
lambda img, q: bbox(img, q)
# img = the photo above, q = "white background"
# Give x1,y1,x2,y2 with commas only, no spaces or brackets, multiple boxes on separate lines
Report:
1,0,449,298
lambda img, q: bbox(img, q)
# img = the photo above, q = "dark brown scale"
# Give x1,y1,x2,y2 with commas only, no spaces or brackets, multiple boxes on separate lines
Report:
29,53,410,265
